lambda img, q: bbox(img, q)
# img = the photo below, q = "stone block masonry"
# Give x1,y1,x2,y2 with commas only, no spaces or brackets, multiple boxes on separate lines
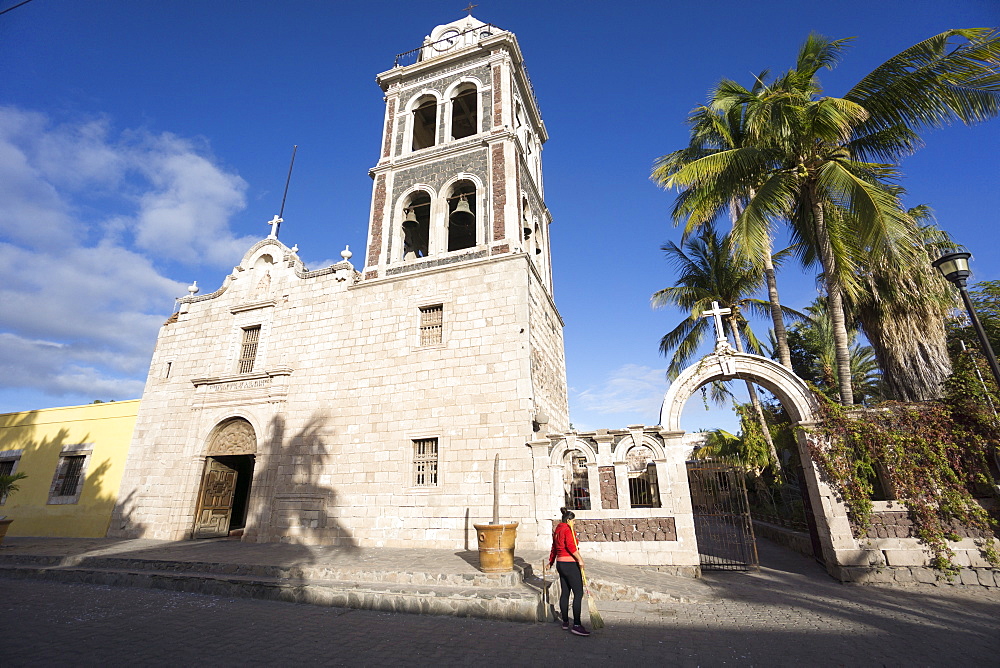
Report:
598,467,618,509
110,239,568,551
575,518,677,542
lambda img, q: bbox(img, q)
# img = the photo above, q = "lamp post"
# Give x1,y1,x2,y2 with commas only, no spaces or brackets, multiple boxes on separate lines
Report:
932,250,1000,391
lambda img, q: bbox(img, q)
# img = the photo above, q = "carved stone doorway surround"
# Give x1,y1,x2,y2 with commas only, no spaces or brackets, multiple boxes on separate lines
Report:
193,419,257,539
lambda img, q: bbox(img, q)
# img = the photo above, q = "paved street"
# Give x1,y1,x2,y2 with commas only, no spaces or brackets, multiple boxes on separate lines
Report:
2,540,997,667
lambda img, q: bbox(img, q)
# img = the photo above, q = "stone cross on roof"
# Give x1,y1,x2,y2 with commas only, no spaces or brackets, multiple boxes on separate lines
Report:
702,301,732,350
267,215,282,239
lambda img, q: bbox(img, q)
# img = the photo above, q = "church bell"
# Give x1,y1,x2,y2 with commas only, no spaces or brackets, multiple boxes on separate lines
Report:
450,195,475,227
402,207,418,231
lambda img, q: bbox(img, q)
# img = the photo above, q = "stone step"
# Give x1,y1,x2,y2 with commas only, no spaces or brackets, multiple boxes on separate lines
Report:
0,562,543,622
0,553,522,588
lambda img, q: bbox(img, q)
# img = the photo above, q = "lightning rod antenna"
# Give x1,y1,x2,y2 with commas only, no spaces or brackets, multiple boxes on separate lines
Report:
279,145,298,220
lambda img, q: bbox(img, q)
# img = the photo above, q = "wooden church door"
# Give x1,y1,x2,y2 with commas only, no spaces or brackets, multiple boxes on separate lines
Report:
194,458,238,538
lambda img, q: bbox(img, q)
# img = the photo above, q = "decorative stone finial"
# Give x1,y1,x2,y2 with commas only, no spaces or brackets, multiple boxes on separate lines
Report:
341,245,353,261
187,281,199,296
291,244,299,253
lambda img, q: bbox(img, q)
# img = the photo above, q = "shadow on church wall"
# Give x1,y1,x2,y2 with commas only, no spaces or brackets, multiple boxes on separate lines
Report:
246,415,359,558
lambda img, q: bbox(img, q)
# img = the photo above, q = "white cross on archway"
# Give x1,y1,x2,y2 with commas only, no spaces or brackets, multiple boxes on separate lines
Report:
702,300,732,349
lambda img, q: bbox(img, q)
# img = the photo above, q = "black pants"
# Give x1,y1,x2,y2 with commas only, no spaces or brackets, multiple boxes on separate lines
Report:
556,560,583,626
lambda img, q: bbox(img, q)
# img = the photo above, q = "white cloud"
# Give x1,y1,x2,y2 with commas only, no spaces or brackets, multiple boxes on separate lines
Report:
570,363,745,433
571,364,668,429
0,106,252,408
132,134,256,264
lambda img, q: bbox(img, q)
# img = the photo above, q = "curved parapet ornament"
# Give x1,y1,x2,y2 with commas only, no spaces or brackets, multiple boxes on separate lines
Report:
660,350,820,431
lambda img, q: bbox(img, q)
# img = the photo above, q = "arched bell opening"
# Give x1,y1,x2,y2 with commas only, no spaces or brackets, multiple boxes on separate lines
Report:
450,84,478,140
411,96,438,151
447,180,477,252
401,191,432,260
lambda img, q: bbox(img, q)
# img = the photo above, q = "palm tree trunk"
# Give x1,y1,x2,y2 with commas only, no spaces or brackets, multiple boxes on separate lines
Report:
811,196,855,405
730,316,781,470
763,239,793,369
732,195,792,370
860,308,951,401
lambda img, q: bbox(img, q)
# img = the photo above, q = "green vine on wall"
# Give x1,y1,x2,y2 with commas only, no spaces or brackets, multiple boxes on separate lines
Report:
807,350,1000,574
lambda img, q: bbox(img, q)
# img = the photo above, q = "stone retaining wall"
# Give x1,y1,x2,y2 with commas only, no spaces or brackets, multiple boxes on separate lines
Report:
862,510,999,540
574,517,677,542
836,565,1000,588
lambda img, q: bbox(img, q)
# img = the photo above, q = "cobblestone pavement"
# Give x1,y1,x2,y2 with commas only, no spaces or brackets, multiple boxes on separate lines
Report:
2,540,997,666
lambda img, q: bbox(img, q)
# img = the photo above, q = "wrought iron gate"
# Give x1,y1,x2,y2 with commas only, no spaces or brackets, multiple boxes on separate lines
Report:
686,460,759,571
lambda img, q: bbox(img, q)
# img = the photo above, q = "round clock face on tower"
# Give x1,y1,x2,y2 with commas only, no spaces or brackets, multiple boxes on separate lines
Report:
434,28,461,51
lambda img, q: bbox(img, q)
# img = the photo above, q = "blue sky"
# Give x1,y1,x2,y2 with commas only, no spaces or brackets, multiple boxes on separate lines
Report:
1,0,997,433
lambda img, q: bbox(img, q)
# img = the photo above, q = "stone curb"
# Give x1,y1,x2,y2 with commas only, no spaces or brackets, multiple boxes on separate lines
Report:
0,553,521,587
0,563,542,623
586,576,706,604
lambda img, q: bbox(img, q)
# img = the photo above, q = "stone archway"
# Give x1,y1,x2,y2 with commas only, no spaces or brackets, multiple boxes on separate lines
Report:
659,347,859,574
660,349,820,430
194,418,258,538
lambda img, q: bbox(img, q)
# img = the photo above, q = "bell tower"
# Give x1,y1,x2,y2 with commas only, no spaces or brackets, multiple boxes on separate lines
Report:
364,15,552,293
108,15,570,551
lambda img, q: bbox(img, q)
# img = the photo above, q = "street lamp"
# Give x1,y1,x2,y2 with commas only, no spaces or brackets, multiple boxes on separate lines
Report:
933,250,1000,392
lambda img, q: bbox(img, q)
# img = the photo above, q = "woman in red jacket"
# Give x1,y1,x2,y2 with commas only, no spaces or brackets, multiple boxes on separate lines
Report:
548,507,591,636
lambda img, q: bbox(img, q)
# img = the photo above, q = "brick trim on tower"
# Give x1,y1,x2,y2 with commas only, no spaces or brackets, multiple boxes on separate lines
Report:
382,98,396,159
368,174,387,266
490,144,506,241
491,64,503,128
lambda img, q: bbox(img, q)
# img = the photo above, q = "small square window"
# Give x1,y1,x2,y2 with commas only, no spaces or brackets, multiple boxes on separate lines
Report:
419,305,443,346
413,438,439,486
239,325,261,374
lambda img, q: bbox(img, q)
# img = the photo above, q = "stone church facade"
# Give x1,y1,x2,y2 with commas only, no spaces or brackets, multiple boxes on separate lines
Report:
110,17,583,553
108,17,994,580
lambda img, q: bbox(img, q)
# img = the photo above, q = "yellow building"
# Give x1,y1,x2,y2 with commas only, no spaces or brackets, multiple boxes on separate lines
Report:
0,400,139,538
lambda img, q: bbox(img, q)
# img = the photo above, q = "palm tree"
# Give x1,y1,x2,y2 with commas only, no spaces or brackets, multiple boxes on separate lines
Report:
653,225,799,468
847,205,956,400
654,29,1000,405
653,78,795,370
787,297,882,404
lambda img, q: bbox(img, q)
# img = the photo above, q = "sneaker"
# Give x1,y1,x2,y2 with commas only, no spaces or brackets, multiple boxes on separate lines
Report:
561,620,570,630
570,625,591,636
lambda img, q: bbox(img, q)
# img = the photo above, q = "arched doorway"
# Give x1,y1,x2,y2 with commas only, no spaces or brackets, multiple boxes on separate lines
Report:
193,418,257,539
660,348,842,567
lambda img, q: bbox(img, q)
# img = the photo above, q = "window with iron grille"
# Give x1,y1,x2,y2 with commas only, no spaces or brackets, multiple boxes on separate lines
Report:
413,438,439,486
563,450,591,510
419,305,443,346
48,454,88,504
0,457,17,504
628,475,655,507
626,445,661,508
238,325,261,374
